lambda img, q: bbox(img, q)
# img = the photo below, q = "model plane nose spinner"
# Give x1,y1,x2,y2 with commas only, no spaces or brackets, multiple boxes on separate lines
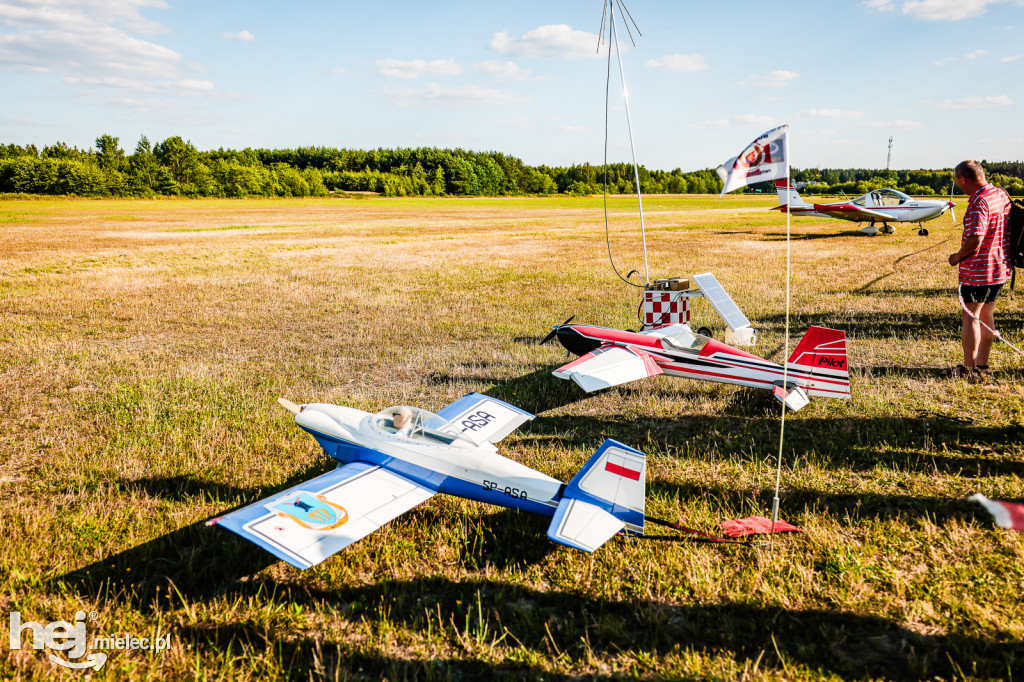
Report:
277,397,301,414
540,315,576,345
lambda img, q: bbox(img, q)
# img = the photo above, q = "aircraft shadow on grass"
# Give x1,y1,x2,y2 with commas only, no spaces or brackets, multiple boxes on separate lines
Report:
762,229,867,240
60,565,1024,680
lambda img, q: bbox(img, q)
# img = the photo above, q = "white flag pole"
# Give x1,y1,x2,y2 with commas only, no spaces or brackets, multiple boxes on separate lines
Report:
770,129,792,547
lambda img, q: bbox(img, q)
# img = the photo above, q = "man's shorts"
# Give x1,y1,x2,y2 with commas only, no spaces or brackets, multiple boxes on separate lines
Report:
960,283,1004,304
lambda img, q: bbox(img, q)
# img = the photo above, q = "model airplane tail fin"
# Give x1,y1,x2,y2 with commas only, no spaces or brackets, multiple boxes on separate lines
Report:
784,326,851,399
547,439,646,552
772,179,809,211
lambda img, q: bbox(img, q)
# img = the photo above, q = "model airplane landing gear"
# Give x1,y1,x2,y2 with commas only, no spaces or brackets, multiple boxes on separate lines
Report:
918,227,929,236
882,224,895,234
861,224,880,236
697,326,713,338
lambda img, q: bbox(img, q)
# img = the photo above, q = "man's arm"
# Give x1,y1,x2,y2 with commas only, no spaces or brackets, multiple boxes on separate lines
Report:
949,234,981,266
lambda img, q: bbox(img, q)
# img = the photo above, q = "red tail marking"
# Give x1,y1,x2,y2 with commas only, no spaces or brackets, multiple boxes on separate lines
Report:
605,461,641,481
787,327,848,371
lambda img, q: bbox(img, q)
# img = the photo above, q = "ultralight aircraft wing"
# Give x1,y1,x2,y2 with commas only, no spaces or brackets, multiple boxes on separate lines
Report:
812,203,893,222
553,344,663,393
207,462,435,569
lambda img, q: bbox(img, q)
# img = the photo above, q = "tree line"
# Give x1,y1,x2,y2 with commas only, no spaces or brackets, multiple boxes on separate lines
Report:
1,135,1021,198
789,165,1024,197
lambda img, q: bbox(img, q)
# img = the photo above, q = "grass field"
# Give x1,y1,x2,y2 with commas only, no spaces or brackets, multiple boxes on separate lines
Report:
1,194,1022,680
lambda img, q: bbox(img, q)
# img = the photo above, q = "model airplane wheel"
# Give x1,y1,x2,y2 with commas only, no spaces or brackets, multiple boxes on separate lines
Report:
884,225,895,234
697,326,713,338
919,228,928,236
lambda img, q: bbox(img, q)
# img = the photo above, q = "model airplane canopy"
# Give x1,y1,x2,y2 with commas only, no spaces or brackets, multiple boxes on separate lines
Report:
773,180,955,235
208,393,648,569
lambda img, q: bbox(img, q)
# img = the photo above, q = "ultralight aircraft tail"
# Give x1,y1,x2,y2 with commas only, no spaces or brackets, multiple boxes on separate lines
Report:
784,326,851,400
772,179,810,212
547,439,646,552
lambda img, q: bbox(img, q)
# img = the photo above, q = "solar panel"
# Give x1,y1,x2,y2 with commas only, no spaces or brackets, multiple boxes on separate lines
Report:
690,272,750,331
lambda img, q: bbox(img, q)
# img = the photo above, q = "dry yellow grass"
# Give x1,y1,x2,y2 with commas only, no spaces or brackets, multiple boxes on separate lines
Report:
0,195,1022,680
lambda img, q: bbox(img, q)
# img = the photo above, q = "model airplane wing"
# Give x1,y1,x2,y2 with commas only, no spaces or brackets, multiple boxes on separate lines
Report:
207,462,435,569
553,344,663,392
436,392,534,445
812,203,892,222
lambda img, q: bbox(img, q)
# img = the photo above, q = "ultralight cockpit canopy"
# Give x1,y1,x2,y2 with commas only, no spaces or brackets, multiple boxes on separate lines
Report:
860,188,910,207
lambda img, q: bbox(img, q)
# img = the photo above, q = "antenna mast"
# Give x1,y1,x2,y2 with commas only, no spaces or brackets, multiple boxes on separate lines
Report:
886,136,894,173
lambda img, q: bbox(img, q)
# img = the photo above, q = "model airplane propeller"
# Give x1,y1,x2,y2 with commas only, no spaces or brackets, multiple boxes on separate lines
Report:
773,180,956,236
208,393,648,568
545,320,850,412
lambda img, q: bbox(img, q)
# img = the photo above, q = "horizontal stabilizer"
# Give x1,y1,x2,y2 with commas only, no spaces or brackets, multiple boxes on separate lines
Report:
436,392,534,445
772,384,810,412
547,498,624,552
207,463,434,569
553,345,662,393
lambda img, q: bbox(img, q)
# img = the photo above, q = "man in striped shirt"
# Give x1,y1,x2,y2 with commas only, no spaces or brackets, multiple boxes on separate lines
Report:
945,160,1011,380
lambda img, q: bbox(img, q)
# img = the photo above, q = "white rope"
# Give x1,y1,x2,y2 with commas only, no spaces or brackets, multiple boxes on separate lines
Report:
607,0,650,285
958,286,1024,358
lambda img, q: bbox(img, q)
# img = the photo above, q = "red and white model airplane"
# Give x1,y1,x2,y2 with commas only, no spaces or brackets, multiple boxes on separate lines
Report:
772,180,955,236
543,322,850,411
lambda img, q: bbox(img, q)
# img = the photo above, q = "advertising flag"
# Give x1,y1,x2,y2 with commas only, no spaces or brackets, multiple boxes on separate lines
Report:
716,124,789,196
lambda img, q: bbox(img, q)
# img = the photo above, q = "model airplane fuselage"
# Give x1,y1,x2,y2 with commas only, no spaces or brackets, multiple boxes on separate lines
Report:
208,394,647,568
550,322,850,411
773,180,955,235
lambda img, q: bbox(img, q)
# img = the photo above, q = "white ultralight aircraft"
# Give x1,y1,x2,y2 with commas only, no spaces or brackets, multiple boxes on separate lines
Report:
772,180,955,236
207,394,647,569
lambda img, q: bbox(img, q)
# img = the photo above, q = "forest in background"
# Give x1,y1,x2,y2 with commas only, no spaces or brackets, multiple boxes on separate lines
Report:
1,135,1022,198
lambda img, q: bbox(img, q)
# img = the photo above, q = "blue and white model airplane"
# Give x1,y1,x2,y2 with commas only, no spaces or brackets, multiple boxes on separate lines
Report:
207,394,646,569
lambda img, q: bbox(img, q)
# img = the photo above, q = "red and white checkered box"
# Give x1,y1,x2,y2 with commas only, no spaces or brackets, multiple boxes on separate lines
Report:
643,291,690,328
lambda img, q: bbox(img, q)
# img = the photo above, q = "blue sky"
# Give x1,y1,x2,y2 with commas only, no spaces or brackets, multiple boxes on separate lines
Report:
1,0,1021,171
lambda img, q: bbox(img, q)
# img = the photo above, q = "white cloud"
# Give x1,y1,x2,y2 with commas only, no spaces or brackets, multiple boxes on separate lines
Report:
979,136,1024,143
965,49,986,58
378,83,530,108
0,0,226,111
865,0,898,10
798,108,865,119
924,94,1012,109
859,119,926,130
645,53,708,72
472,60,547,81
375,58,463,79
222,30,254,42
1002,54,1021,62
330,67,347,75
488,24,604,60
901,0,1015,21
737,70,799,87
690,114,775,129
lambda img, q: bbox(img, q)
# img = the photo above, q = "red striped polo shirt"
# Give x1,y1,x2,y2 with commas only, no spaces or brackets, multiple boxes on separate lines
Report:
959,182,1011,286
